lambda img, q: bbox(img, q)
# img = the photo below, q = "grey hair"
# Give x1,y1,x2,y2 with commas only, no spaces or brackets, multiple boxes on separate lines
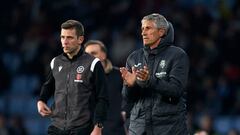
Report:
142,13,169,32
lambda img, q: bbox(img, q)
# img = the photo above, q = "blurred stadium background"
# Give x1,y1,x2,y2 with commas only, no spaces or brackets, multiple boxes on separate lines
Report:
0,0,239,134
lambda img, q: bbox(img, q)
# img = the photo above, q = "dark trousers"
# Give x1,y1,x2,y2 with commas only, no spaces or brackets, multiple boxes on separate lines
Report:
48,125,93,135
102,120,125,135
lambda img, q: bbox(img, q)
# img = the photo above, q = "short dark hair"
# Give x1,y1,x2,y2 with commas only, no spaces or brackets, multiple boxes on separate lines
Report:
84,40,107,54
61,20,84,36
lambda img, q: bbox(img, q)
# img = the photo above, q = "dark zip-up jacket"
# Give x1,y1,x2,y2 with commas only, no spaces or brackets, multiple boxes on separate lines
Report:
39,47,108,130
122,22,189,135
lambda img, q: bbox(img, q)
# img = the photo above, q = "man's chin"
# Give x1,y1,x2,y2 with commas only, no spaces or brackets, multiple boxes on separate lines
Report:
143,43,150,46
63,49,70,53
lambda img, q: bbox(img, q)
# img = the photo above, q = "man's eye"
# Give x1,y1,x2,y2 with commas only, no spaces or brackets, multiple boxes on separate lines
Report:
91,52,97,55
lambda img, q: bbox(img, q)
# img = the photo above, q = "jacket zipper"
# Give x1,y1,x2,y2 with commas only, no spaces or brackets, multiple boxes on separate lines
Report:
65,68,70,129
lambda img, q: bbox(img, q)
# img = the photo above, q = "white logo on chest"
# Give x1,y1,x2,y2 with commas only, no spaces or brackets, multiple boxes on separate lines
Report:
160,60,166,68
134,63,142,68
76,66,84,73
58,66,62,72
155,60,167,78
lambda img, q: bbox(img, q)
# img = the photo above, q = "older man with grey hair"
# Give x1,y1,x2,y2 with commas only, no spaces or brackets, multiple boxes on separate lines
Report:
120,13,189,135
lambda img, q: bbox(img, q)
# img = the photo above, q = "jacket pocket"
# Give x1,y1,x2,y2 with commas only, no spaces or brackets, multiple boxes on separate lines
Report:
152,97,179,117
130,106,140,121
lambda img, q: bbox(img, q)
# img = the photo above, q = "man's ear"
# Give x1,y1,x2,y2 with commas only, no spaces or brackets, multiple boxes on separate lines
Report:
101,52,107,60
78,36,84,44
159,29,166,37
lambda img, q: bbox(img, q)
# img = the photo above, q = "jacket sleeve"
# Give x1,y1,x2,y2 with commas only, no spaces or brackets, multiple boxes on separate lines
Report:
121,86,135,118
142,51,189,98
38,69,55,103
92,61,109,124
121,56,143,110
121,56,142,98
121,61,138,121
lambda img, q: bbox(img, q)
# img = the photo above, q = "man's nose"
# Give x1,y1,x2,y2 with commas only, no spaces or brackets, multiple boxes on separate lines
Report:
62,39,68,46
141,30,146,36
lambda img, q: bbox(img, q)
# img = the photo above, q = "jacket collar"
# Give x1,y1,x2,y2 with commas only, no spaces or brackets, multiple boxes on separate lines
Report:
62,46,84,61
143,43,169,56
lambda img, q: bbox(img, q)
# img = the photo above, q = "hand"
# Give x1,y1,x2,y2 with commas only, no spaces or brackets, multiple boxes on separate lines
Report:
136,66,149,81
37,100,52,117
90,125,102,135
120,67,137,87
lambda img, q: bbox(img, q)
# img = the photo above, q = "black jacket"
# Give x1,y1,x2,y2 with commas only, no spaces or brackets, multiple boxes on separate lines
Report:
103,66,125,135
39,47,108,130
122,22,189,135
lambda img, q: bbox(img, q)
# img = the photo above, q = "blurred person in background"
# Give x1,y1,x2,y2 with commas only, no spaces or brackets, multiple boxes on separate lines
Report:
194,130,209,135
84,40,127,135
228,129,240,135
37,20,108,135
8,116,27,135
0,113,9,135
120,13,189,135
197,113,217,135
